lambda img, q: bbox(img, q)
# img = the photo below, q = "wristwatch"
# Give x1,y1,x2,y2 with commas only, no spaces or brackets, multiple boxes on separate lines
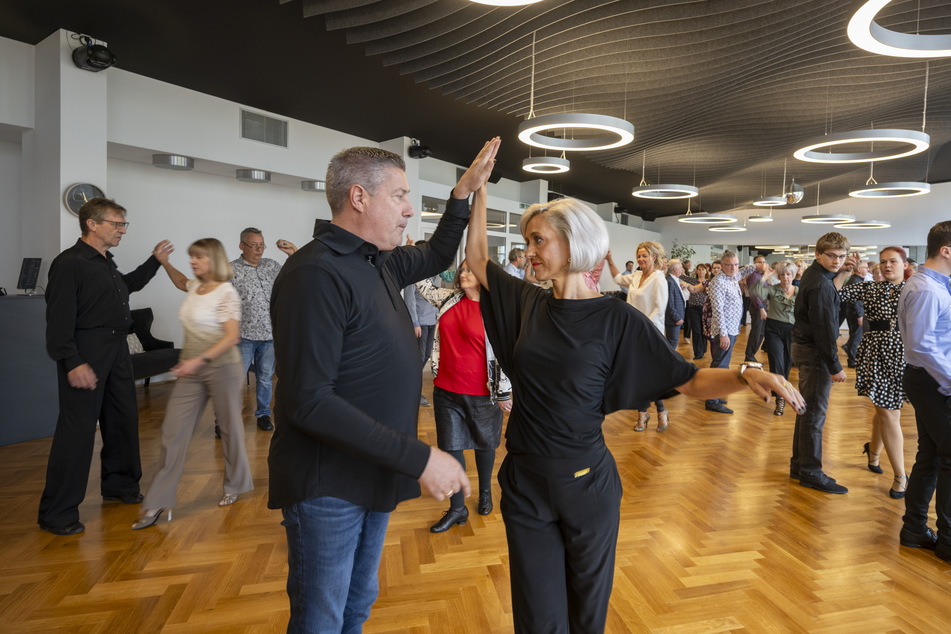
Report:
738,361,764,383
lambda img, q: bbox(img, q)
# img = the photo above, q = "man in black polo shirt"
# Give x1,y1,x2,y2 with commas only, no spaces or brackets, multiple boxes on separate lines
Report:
40,198,176,535
269,139,500,632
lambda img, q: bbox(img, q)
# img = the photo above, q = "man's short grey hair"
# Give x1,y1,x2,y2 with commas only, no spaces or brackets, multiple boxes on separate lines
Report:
666,259,683,274
325,147,406,215
240,227,263,242
519,197,608,273
721,249,737,261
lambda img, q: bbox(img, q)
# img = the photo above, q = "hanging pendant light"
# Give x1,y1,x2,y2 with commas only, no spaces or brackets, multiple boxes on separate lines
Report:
522,152,570,174
834,219,891,229
801,181,855,224
631,151,698,199
848,1,951,58
794,129,929,164
517,32,634,152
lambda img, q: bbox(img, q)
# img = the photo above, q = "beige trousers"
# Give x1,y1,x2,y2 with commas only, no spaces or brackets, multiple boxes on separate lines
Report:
142,361,253,510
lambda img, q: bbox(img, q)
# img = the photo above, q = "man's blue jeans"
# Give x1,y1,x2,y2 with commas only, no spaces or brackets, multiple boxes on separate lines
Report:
706,334,736,407
282,497,390,634
239,339,275,418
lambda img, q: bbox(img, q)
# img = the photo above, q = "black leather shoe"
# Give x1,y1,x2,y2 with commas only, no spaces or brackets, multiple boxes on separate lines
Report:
478,489,493,515
103,492,144,504
705,402,733,414
800,473,848,494
789,469,800,480
430,506,468,533
935,546,951,562
899,526,937,550
39,521,85,536
257,415,274,431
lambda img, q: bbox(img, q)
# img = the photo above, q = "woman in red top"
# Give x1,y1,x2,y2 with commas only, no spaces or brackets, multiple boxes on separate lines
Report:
416,262,512,533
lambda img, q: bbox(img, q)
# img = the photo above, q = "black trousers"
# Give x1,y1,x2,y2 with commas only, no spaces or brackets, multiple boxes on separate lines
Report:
688,304,706,358
417,323,435,368
744,305,766,361
902,366,951,549
38,330,142,526
500,445,622,634
790,342,832,478
762,319,793,386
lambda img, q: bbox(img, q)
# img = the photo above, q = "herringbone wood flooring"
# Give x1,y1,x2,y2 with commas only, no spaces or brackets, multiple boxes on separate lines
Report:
2,328,950,633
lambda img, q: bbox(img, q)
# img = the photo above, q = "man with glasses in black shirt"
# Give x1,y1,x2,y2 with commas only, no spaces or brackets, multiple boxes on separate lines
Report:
790,232,855,494
40,197,177,535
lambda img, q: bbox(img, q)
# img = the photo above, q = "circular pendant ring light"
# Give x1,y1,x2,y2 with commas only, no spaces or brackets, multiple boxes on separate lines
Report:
849,181,931,198
709,225,747,232
748,215,775,223
801,214,856,224
794,129,930,163
848,1,951,58
631,183,698,199
753,196,786,207
834,219,891,229
518,113,635,151
678,213,737,225
522,156,570,174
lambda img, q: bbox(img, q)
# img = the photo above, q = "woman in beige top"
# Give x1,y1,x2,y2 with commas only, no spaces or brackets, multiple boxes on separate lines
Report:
133,238,252,529
606,242,671,432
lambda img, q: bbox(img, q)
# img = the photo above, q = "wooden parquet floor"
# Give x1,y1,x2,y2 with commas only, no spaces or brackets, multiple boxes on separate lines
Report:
2,327,950,633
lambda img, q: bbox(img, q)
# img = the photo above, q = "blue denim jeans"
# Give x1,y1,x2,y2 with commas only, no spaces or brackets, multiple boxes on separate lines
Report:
239,339,275,418
282,497,390,634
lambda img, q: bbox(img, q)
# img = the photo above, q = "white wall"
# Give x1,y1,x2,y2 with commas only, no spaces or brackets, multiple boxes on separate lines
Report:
107,158,332,344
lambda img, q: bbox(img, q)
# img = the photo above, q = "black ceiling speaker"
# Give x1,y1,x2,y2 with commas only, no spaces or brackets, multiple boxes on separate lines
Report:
72,36,116,72
408,144,433,159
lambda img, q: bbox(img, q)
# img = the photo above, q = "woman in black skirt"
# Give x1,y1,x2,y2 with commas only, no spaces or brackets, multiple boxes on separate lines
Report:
415,261,511,532
465,184,805,634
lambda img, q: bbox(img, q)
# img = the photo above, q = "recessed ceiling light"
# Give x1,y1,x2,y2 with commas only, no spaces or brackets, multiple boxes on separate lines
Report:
236,169,270,183
152,154,194,170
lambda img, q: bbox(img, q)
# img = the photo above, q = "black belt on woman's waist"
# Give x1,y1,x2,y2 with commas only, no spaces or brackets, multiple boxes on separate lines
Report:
865,320,895,332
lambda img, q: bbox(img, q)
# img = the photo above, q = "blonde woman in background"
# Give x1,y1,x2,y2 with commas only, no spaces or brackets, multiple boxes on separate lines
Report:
607,242,671,432
133,238,252,529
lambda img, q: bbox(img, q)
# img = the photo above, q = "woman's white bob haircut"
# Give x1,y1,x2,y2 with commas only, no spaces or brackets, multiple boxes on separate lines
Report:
519,197,609,273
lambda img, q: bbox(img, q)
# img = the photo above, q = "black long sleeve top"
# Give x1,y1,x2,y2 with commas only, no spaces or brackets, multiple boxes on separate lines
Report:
792,260,843,374
267,195,469,512
46,239,161,372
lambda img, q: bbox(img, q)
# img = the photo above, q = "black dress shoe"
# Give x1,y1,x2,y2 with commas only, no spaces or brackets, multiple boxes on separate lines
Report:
257,415,274,431
478,489,493,515
899,526,937,550
705,402,733,414
799,473,848,494
430,506,468,533
935,546,951,562
39,521,85,536
103,492,144,504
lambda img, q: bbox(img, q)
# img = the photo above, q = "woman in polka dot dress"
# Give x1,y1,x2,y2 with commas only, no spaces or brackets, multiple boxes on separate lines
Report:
837,247,909,499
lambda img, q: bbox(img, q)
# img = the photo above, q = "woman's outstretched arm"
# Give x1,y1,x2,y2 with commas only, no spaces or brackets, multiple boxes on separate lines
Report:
466,183,491,291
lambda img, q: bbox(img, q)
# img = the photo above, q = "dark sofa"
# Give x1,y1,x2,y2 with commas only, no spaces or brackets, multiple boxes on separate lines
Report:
130,308,180,387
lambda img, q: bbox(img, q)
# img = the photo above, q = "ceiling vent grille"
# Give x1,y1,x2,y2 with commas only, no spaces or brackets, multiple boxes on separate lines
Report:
240,110,288,147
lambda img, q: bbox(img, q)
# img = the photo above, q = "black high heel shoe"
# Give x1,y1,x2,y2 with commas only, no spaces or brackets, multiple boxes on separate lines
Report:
890,474,908,499
863,442,884,474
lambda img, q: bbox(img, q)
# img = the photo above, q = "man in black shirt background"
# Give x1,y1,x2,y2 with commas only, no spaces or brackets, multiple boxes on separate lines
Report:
790,232,855,494
40,198,176,535
269,139,499,632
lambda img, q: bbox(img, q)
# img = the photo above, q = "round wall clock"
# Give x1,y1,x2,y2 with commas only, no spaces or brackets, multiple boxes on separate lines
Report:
63,183,105,216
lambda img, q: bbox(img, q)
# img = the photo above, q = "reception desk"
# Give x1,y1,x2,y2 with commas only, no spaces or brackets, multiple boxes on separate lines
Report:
0,295,58,445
